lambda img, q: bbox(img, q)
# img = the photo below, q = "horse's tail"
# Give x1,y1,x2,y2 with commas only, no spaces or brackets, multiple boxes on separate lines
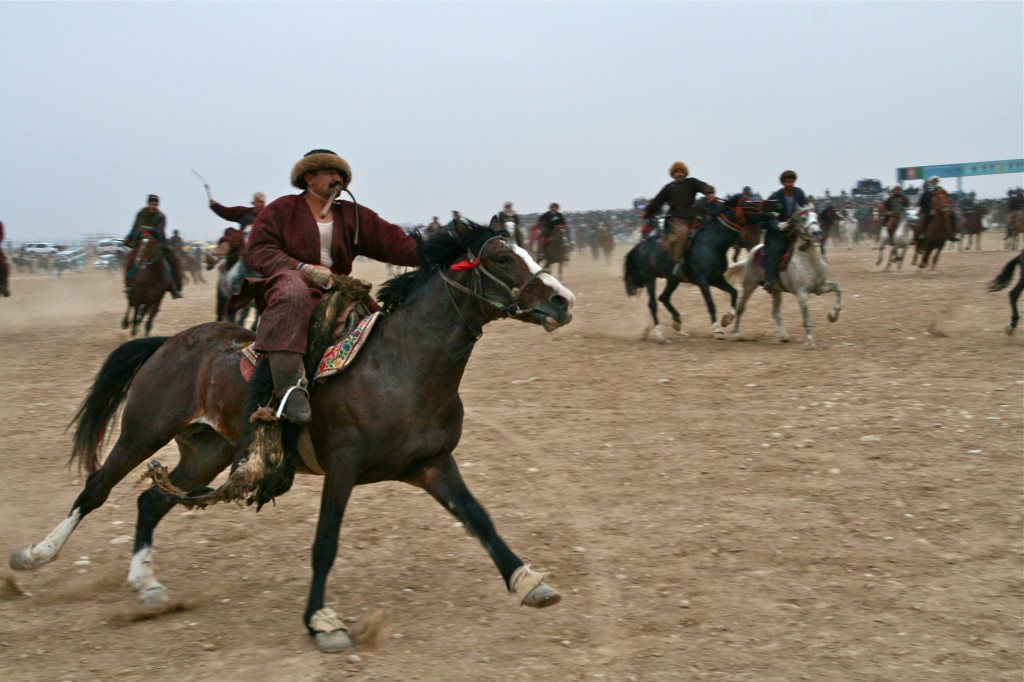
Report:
987,254,1022,293
725,260,747,286
623,244,644,296
68,336,170,473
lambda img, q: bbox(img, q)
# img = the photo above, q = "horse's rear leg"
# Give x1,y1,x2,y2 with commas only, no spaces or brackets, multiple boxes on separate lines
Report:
796,290,815,347
404,452,560,608
730,277,757,340
771,290,789,343
10,433,168,572
1007,279,1023,335
130,430,235,605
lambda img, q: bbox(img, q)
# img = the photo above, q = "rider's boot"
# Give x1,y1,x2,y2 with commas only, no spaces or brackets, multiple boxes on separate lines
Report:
170,285,183,299
672,259,686,279
268,351,312,425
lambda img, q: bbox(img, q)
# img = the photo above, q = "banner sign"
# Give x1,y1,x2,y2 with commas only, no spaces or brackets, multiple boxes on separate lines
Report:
897,159,1024,182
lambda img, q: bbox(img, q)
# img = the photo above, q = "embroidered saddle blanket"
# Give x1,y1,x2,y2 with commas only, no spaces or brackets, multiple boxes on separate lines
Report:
239,311,383,383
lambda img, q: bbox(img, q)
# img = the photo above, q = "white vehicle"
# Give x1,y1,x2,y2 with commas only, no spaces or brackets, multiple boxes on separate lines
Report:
23,242,58,255
96,238,126,254
93,254,119,270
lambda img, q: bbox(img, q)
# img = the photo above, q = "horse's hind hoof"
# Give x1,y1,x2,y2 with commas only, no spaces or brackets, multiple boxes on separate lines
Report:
828,311,840,323
522,583,562,608
314,630,354,654
9,546,40,571
139,585,170,606
1007,324,1017,336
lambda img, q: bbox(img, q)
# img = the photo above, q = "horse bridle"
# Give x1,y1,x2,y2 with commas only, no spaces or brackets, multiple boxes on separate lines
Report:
436,235,552,360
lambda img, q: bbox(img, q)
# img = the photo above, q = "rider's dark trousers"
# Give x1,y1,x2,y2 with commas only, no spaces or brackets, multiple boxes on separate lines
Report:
763,224,787,285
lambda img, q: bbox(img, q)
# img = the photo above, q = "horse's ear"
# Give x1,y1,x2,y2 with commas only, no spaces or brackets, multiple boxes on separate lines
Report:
488,214,505,232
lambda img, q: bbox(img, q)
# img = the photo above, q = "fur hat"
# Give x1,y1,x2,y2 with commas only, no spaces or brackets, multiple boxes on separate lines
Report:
147,194,159,204
291,149,352,190
252,191,265,203
780,170,797,183
669,162,689,177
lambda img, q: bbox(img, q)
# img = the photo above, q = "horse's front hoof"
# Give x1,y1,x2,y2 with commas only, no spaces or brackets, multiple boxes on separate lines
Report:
120,319,129,329
828,311,840,323
522,582,562,608
139,585,170,606
315,630,354,654
672,320,682,332
779,336,790,344
1006,324,1017,336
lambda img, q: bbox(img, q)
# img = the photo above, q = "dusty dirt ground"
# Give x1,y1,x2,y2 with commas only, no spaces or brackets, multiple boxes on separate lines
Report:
0,240,1021,682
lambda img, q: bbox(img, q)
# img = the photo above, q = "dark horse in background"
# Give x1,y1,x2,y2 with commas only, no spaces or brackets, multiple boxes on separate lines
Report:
958,204,986,252
987,248,1024,335
623,196,780,342
10,216,575,654
0,248,9,298
121,233,172,336
912,189,954,271
818,205,841,257
539,223,571,280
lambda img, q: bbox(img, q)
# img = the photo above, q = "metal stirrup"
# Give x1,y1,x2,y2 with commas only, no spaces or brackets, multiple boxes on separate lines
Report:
275,383,310,420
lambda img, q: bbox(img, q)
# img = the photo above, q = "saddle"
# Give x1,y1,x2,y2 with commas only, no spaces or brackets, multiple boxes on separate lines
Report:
752,236,798,273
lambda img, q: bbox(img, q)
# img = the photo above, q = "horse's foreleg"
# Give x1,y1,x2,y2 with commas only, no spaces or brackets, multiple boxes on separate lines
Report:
130,434,235,605
695,280,725,339
712,277,738,329
121,301,132,330
405,452,560,609
820,282,842,323
304,462,358,653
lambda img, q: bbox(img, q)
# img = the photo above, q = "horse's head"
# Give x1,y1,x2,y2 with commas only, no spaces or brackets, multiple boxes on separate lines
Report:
932,188,953,213
383,216,575,332
790,207,824,243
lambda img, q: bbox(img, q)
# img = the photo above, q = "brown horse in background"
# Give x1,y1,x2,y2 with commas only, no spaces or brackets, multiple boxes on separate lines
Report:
539,223,571,279
0,248,9,298
122,234,172,335
1005,210,1022,251
959,205,985,251
913,189,954,271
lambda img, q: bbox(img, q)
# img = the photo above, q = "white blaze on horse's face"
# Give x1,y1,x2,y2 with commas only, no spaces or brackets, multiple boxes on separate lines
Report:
801,210,824,241
510,242,576,318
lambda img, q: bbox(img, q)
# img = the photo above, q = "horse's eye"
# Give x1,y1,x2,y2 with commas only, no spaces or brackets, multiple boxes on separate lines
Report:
496,255,513,265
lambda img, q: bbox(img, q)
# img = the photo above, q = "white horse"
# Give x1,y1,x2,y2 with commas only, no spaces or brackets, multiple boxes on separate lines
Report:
876,207,918,270
838,208,859,247
726,206,842,347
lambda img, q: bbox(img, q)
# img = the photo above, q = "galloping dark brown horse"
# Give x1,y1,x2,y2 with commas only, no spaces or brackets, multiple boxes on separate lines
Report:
913,189,954,271
10,216,575,654
122,233,173,335
539,223,571,279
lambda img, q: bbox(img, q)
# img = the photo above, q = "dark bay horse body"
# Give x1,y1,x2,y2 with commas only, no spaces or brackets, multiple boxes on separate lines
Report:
959,206,985,251
121,234,171,336
10,217,575,654
623,197,779,342
0,248,9,298
913,190,954,271
539,224,570,279
987,248,1024,334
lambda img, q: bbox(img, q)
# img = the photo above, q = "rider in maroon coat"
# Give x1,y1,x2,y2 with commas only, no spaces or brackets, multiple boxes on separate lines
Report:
210,191,265,270
242,149,420,424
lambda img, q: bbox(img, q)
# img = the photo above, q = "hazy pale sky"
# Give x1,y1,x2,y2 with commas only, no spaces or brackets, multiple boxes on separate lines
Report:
1,1,1021,243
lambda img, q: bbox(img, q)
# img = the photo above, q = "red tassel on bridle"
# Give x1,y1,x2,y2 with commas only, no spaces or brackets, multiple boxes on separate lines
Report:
449,258,480,272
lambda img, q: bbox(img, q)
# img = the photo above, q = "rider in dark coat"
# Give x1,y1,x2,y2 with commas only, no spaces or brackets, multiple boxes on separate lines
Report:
123,194,182,298
763,170,808,291
882,185,911,233
638,162,716,277
917,176,959,242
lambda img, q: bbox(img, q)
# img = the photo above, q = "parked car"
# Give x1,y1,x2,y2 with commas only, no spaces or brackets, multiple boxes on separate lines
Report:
95,238,126,254
93,254,119,270
23,242,58,255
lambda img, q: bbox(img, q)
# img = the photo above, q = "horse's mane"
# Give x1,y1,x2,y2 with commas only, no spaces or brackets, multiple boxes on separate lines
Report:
376,220,503,313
